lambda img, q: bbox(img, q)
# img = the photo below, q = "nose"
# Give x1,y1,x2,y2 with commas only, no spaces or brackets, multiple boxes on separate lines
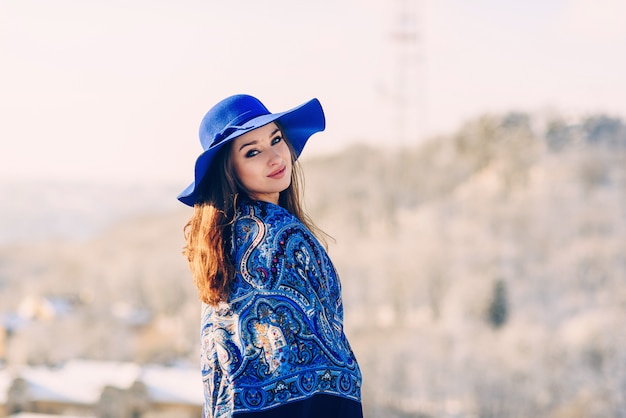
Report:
268,147,282,165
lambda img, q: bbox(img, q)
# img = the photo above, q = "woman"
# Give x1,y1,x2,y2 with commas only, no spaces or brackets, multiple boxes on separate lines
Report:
178,95,363,418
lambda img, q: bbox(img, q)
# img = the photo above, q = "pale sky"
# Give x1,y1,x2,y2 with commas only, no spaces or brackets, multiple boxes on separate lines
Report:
1,0,625,185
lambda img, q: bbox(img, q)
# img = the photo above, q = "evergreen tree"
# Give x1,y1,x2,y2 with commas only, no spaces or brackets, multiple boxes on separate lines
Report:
487,279,508,329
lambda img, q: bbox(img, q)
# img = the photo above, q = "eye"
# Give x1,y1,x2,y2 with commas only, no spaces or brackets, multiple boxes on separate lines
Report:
245,149,260,158
271,135,283,145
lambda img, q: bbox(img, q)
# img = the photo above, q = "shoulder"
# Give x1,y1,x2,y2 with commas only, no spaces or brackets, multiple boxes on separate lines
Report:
229,200,308,295
233,199,300,239
232,200,326,266
236,199,296,223
230,199,306,266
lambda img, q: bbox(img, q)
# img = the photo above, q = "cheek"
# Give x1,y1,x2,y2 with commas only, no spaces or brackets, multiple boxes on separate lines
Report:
279,142,294,162
232,158,247,182
233,158,260,188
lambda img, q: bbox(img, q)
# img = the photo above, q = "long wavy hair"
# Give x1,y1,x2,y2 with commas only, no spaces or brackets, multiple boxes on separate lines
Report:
183,129,326,306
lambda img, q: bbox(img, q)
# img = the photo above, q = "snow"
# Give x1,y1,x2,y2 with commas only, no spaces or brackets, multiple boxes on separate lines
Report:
12,359,202,405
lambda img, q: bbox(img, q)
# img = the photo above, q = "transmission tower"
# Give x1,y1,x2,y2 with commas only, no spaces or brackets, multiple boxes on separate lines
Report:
390,0,425,144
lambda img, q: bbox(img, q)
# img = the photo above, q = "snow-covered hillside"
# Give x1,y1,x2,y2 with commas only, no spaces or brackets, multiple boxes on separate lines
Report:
1,111,625,417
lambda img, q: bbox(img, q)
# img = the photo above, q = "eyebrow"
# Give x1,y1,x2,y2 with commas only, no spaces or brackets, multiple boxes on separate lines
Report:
238,128,281,152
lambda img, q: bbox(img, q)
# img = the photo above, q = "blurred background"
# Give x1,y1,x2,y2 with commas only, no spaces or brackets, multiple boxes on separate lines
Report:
1,0,626,417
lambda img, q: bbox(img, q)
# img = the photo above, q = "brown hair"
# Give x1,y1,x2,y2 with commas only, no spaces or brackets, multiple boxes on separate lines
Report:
183,130,326,306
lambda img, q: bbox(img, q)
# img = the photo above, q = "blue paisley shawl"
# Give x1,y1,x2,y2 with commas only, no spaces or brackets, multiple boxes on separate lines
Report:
200,199,362,417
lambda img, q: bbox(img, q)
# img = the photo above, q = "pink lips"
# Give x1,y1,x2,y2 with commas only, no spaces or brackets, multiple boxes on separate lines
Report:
268,166,286,179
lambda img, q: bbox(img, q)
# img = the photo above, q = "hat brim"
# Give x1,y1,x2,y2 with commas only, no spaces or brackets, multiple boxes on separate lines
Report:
177,98,325,206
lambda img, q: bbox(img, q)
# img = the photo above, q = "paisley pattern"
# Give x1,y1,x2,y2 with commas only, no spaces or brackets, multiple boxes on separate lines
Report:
201,199,362,418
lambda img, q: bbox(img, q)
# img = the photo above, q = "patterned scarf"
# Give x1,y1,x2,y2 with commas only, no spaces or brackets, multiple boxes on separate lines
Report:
200,199,362,417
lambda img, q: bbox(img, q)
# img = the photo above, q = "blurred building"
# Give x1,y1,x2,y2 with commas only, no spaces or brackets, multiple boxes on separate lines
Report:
1,360,202,418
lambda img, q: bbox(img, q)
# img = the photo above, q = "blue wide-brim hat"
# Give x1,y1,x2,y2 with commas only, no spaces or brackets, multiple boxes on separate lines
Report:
177,94,326,206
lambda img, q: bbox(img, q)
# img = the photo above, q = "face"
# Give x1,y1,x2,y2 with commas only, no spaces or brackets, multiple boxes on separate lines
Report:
230,122,293,204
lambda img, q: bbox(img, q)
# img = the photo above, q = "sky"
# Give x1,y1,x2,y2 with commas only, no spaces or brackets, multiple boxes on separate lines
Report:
1,0,626,186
